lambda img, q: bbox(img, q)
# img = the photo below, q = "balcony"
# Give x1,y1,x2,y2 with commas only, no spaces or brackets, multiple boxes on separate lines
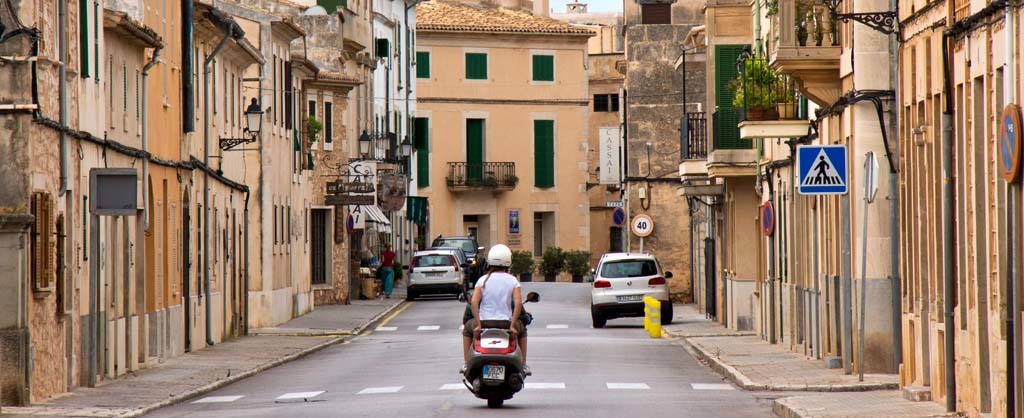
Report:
341,8,370,53
446,162,518,192
768,0,842,106
679,112,709,178
733,54,811,140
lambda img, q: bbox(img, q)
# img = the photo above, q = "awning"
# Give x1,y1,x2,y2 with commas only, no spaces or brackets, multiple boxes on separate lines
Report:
360,205,392,234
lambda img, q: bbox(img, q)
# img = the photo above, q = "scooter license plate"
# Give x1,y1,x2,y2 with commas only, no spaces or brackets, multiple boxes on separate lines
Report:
482,365,505,381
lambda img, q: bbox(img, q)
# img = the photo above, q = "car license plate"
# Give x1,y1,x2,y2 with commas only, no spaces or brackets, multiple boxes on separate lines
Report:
426,272,444,277
617,295,643,302
482,365,505,381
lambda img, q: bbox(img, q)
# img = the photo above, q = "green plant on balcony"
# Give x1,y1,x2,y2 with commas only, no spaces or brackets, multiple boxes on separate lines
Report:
506,174,519,186
482,176,499,188
765,0,779,16
730,58,781,121
305,115,323,143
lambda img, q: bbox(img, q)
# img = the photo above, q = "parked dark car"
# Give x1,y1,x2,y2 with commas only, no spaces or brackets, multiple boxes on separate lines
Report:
431,236,485,283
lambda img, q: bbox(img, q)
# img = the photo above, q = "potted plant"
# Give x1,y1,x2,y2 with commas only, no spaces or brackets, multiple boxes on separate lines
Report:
776,89,798,120
730,58,780,121
795,0,810,46
510,250,536,282
539,246,565,282
564,250,592,283
764,0,779,16
813,11,825,46
305,115,323,143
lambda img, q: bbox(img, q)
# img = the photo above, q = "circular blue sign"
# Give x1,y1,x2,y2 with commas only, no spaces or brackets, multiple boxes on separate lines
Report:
612,207,626,227
761,202,775,237
1001,104,1022,182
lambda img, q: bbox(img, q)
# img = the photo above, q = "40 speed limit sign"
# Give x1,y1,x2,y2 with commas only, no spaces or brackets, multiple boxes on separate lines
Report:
630,214,654,237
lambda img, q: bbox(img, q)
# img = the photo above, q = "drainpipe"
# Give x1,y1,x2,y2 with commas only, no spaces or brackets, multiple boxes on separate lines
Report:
183,0,195,133
204,30,233,347
142,46,163,230
1007,3,1021,416
58,0,68,197
941,32,956,413
754,0,762,54
888,0,902,372
244,191,250,335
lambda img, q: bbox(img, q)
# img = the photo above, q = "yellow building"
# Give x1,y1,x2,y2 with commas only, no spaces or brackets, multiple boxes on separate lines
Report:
415,0,593,274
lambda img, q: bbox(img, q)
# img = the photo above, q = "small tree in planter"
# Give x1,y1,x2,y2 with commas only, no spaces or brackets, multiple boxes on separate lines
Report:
564,250,592,282
539,247,565,282
510,250,536,282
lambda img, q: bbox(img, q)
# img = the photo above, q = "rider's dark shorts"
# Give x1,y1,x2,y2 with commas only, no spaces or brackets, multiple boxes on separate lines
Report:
462,319,526,338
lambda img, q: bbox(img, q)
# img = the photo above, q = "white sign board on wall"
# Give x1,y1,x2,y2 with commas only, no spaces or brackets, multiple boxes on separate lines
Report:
599,127,621,185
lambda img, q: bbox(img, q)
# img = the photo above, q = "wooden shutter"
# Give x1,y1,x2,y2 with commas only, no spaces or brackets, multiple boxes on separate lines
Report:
31,192,54,291
415,117,430,188
325,102,333,143
416,52,430,78
714,45,749,149
466,119,484,181
532,55,554,81
285,62,293,130
641,3,672,24
79,0,89,78
376,38,390,58
534,120,555,188
466,53,487,80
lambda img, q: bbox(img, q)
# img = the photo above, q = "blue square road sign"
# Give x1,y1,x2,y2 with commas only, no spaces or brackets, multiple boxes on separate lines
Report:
796,145,848,195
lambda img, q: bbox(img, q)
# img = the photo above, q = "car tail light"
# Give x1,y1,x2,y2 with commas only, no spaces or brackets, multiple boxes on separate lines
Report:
410,257,418,269
648,277,666,286
451,255,459,271
594,280,611,288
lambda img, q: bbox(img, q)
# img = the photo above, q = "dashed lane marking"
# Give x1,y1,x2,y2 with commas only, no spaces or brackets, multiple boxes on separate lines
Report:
417,325,441,331
376,326,398,331
525,382,565,390
276,391,326,400
439,384,465,390
546,324,569,329
358,386,404,395
690,383,735,390
606,383,650,390
192,395,245,403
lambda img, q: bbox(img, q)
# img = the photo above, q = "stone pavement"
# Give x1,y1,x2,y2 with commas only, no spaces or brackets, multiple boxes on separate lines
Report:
2,296,406,418
663,304,953,418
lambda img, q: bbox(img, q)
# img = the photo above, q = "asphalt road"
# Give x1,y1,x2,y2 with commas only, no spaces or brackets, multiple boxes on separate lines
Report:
146,282,773,418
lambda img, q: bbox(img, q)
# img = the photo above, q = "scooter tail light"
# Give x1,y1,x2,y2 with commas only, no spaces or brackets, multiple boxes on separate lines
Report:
648,277,666,286
593,280,611,288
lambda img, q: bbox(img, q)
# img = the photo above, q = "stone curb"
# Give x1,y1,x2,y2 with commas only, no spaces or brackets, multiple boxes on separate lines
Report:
665,329,898,393
116,300,410,418
770,395,958,418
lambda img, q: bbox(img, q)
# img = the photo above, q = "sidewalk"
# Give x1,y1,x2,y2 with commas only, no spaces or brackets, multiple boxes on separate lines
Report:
3,296,405,418
663,304,954,418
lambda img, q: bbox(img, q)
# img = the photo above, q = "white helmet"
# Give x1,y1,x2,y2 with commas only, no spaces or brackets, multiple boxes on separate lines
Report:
486,244,512,268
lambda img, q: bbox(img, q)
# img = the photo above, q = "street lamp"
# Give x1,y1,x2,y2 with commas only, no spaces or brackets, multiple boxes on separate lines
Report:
220,98,264,151
399,135,413,158
358,130,371,157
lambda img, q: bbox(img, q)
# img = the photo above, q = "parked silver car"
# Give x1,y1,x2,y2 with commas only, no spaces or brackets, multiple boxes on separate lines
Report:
406,249,469,300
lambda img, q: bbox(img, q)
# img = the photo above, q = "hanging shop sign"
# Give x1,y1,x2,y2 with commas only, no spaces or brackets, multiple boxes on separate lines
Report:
377,173,408,212
325,194,375,206
1000,103,1022,183
327,180,375,195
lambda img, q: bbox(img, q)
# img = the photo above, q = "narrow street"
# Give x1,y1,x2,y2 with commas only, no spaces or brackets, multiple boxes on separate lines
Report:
146,283,772,417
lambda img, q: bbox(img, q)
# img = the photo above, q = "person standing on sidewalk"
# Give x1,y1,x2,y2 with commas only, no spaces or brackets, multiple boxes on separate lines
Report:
380,242,397,299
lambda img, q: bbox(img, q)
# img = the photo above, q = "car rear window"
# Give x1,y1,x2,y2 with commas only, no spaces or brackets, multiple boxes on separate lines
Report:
600,260,659,278
435,239,476,255
414,255,455,268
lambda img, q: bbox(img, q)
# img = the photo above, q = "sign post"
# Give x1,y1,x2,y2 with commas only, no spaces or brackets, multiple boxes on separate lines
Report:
631,214,654,253
859,151,877,382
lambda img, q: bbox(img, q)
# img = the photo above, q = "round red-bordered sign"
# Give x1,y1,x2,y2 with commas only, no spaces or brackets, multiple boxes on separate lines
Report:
1001,104,1023,183
761,201,775,237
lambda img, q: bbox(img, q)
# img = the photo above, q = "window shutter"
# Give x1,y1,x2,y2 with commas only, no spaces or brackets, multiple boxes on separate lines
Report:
641,3,672,24
415,117,430,188
466,53,487,80
325,102,333,143
534,120,555,188
376,38,390,58
714,45,749,150
285,62,293,130
416,52,430,78
31,192,54,291
532,55,554,81
79,0,89,78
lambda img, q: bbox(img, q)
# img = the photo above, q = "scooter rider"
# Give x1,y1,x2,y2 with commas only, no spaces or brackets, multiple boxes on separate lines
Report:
461,244,529,375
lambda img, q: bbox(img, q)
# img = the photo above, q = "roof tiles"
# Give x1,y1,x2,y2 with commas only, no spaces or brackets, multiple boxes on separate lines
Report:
416,1,595,35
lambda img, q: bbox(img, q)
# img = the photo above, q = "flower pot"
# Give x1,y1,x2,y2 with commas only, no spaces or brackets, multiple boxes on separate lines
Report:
777,102,797,120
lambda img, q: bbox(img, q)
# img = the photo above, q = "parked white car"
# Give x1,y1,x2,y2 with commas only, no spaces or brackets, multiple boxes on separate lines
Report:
589,253,673,328
406,249,468,300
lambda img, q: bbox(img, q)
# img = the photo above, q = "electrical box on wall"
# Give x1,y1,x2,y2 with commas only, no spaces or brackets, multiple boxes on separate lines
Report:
637,186,647,200
89,168,139,216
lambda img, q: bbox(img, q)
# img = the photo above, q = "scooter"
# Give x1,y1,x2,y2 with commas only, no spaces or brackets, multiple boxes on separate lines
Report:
462,291,539,408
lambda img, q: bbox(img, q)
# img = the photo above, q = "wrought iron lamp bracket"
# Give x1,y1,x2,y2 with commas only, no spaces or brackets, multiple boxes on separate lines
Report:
823,0,900,36
219,132,258,151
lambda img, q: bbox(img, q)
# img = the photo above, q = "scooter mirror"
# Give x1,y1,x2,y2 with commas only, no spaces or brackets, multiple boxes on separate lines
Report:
526,292,540,303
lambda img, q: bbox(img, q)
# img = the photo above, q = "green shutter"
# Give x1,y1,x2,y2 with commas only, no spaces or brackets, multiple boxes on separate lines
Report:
376,38,390,58
532,55,554,81
466,53,487,80
534,120,554,188
466,119,484,181
79,0,89,78
714,45,750,150
415,117,430,188
416,52,430,78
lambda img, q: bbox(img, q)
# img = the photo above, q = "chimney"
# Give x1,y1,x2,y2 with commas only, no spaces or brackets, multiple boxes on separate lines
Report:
532,0,548,17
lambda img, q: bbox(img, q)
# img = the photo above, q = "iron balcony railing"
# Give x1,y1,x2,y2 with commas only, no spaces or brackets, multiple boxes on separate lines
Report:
772,0,840,51
680,111,708,160
446,162,517,191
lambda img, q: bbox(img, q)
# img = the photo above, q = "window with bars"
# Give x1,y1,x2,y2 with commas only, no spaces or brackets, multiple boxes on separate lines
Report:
593,94,620,112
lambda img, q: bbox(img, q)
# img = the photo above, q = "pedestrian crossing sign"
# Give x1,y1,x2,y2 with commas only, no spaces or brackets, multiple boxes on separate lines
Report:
796,145,848,195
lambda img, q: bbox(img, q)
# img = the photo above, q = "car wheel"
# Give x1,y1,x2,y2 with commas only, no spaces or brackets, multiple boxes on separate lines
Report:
660,302,673,325
406,289,417,301
591,306,607,328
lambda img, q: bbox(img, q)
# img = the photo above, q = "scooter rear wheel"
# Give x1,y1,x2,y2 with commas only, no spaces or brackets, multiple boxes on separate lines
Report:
487,399,504,408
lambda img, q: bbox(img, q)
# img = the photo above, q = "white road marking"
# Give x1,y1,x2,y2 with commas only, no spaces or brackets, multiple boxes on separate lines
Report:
276,391,325,400
192,395,245,403
546,324,569,329
691,383,735,390
439,384,465,391
606,383,650,390
357,386,404,394
376,326,398,331
417,325,441,331
525,382,565,390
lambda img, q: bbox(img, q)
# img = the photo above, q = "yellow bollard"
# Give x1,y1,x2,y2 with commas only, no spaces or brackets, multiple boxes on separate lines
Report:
643,297,661,338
